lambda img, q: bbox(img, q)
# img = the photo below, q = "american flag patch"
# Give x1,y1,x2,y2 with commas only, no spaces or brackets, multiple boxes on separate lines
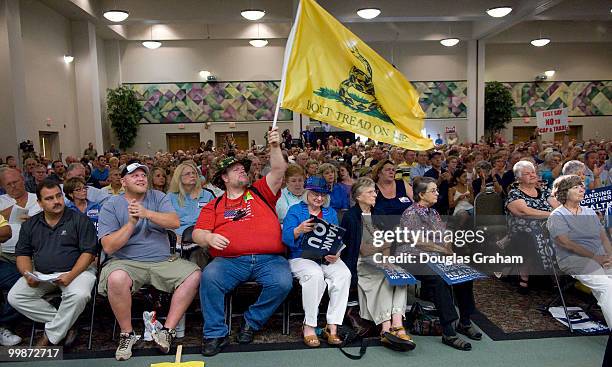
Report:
224,202,252,221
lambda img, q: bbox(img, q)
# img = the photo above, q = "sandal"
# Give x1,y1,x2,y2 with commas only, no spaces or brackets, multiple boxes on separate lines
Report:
381,327,416,352
302,325,320,348
442,335,472,351
303,334,320,348
321,325,342,345
456,324,482,341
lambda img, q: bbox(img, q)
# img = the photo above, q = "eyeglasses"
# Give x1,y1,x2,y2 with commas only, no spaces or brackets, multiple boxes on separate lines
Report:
309,192,327,199
74,186,88,192
426,189,439,193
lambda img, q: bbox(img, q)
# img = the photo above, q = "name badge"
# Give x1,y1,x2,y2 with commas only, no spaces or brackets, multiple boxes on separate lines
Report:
198,201,207,208
398,197,411,203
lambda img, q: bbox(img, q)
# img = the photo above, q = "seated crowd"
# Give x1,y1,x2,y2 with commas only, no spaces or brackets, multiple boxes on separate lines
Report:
0,129,610,361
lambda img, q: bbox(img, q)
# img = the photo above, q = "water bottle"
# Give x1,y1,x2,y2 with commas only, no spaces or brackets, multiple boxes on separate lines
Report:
176,314,186,338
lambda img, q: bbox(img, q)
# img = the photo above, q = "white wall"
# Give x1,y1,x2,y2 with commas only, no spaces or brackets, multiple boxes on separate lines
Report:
97,35,111,148
118,39,286,83
370,41,468,81
486,42,612,141
485,42,612,82
20,0,79,160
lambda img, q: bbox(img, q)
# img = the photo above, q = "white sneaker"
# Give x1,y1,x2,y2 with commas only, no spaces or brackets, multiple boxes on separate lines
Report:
115,332,141,361
0,327,22,346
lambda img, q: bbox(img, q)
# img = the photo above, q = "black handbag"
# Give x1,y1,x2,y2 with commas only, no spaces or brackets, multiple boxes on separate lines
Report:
407,302,443,336
335,305,377,360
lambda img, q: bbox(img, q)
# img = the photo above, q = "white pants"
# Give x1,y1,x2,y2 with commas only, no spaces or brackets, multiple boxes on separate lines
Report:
558,255,612,327
8,268,96,344
289,258,351,327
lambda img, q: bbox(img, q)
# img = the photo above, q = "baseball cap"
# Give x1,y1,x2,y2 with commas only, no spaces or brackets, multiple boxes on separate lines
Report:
121,162,150,177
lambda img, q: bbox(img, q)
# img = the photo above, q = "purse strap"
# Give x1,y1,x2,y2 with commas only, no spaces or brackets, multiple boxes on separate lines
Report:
337,330,369,360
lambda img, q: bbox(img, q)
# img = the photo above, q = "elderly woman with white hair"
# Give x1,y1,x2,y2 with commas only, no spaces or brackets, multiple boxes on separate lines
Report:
506,160,559,294
282,176,351,348
560,159,601,189
547,174,612,327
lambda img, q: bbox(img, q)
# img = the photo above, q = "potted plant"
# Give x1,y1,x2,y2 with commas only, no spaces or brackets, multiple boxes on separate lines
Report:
484,82,514,142
107,86,141,150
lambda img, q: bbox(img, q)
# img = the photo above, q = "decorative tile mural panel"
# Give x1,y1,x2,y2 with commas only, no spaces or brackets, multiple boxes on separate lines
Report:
412,81,468,119
501,81,612,117
125,80,610,123
126,82,293,123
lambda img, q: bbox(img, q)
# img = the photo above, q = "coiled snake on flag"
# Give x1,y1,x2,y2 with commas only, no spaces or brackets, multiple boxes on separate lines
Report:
338,47,386,117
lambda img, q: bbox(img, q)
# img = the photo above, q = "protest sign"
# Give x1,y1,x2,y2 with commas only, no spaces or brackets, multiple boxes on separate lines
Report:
300,216,346,260
427,262,486,285
536,107,569,134
445,126,456,134
581,185,612,213
383,267,417,286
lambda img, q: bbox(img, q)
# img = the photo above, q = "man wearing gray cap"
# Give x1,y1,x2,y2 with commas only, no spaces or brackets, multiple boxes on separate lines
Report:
98,162,201,361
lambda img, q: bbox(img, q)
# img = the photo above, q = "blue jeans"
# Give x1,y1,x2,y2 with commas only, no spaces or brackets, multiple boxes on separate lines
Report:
200,255,293,338
0,260,21,324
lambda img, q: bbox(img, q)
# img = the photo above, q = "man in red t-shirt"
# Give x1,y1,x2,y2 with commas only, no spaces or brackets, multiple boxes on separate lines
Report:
193,127,292,356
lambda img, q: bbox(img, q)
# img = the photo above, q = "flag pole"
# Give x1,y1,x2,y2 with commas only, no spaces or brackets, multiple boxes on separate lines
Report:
272,0,303,129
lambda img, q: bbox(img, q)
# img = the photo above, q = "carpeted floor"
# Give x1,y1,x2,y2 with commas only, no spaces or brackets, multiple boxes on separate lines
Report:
472,276,604,339
3,334,609,367
8,275,605,356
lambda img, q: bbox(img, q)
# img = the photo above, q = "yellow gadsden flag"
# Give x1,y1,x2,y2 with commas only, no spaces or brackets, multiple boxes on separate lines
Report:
278,0,432,150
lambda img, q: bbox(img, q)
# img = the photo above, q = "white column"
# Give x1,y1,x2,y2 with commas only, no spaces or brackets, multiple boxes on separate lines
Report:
467,40,486,144
476,41,486,142
72,21,104,156
466,40,477,144
0,0,27,157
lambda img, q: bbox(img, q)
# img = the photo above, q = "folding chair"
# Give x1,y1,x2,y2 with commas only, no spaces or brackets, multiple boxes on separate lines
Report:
539,244,575,333
224,282,290,336
473,190,504,226
177,225,201,261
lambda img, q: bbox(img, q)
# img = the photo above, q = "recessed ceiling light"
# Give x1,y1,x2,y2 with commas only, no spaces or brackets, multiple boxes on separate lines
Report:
357,8,381,19
249,39,268,47
530,38,550,47
63,55,74,63
142,40,162,49
199,70,211,78
103,10,129,22
241,9,265,21
440,38,460,47
486,6,512,18
544,70,555,78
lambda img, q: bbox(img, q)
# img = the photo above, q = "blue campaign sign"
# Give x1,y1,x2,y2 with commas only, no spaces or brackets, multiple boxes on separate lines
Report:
383,267,418,286
427,262,486,285
300,216,346,259
581,185,612,213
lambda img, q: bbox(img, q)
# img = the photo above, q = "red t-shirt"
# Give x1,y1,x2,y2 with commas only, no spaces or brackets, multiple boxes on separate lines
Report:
195,177,283,258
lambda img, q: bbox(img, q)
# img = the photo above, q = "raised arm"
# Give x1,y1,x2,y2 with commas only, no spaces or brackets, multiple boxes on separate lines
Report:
265,127,287,195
